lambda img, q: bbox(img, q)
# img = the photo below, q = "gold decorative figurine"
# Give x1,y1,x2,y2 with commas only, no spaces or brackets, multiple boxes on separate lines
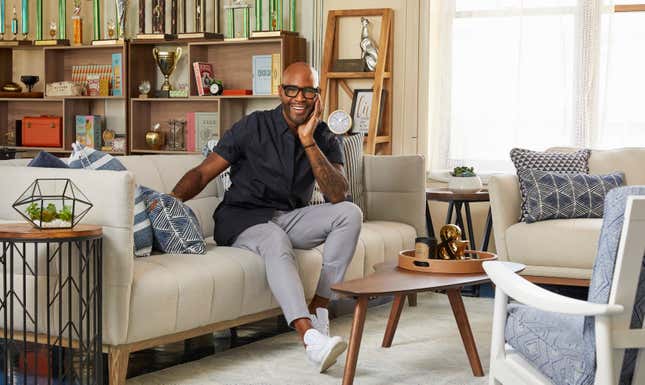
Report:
436,224,470,260
49,20,57,38
107,19,116,39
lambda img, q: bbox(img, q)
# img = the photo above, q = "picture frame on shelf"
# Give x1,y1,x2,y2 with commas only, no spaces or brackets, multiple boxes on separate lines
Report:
350,88,386,135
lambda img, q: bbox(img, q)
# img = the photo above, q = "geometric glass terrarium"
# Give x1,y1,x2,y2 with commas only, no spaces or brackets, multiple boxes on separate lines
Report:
12,178,93,229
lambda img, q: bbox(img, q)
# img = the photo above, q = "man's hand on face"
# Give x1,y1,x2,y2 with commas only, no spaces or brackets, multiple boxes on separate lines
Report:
297,96,321,147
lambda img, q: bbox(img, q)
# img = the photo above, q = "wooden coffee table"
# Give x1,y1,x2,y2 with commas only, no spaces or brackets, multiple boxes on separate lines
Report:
331,261,525,385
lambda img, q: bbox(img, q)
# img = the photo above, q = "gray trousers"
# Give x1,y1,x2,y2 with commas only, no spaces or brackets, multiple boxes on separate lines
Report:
232,201,363,325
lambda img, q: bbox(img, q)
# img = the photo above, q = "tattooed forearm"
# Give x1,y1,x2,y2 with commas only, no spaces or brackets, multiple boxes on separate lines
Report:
305,145,348,203
171,169,204,202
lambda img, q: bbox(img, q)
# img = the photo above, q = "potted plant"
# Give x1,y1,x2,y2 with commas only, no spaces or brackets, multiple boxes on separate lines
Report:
25,202,74,228
13,178,93,229
448,166,482,193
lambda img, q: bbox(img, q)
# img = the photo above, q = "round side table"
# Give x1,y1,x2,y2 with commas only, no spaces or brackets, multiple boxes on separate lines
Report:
426,188,493,297
0,223,103,385
426,188,492,252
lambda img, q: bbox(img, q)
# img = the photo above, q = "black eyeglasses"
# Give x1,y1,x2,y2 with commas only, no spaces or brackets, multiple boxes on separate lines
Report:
281,84,320,99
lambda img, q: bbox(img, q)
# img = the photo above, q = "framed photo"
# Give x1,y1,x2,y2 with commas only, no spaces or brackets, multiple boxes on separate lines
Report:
350,88,387,135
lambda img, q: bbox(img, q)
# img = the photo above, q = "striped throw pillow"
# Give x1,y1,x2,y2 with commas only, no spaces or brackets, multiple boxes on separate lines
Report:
133,186,153,256
342,134,366,215
68,143,153,257
68,142,126,170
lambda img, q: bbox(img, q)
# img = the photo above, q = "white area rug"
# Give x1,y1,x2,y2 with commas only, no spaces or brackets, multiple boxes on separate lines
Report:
127,292,494,385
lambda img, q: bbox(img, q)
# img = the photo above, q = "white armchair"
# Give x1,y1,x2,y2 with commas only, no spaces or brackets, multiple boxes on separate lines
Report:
484,188,645,385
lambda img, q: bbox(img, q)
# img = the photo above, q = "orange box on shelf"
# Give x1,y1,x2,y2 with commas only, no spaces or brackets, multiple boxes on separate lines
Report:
22,116,63,147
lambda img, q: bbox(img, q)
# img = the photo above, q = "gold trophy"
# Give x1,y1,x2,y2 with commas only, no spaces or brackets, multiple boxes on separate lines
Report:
153,47,182,97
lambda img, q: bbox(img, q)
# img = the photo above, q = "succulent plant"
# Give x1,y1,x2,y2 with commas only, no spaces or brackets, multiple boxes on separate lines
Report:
451,166,477,177
24,203,73,223
58,205,73,222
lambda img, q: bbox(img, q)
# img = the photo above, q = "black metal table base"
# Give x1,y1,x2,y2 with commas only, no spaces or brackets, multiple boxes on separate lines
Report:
1,238,103,385
427,200,493,297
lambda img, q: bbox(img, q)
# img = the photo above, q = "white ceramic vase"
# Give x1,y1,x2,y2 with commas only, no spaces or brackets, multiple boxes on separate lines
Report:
448,176,482,194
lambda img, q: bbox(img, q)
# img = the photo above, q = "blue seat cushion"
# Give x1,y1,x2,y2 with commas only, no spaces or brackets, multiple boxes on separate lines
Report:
505,303,594,385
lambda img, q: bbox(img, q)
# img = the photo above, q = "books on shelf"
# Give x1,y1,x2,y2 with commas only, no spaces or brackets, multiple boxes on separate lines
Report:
193,62,215,96
186,112,218,152
112,53,123,96
252,55,273,95
75,115,103,149
71,64,112,96
272,53,281,96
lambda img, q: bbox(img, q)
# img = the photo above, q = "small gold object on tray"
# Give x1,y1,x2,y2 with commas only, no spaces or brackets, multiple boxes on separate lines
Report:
398,224,497,274
437,224,470,260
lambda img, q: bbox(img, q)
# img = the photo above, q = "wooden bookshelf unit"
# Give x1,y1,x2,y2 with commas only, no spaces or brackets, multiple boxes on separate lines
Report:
129,35,305,154
0,44,128,155
0,35,306,156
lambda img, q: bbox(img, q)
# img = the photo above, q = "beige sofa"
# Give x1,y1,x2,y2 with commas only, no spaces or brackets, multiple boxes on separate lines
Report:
488,147,645,286
0,153,426,385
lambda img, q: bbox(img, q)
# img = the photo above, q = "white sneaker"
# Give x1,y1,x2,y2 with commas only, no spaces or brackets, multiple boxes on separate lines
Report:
310,308,330,336
304,328,347,373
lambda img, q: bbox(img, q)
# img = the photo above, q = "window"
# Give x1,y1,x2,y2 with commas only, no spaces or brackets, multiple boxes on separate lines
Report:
428,1,643,174
598,3,645,147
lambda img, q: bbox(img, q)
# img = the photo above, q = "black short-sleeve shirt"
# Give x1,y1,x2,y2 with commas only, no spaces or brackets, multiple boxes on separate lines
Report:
212,105,344,246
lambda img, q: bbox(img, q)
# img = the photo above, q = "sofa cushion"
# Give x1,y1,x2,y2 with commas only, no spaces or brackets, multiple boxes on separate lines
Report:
505,303,592,385
518,169,624,223
27,151,69,168
360,221,416,275
126,238,322,343
505,218,602,269
140,187,206,254
510,148,590,221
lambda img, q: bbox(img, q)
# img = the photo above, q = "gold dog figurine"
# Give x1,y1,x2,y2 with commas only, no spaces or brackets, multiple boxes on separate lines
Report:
436,224,470,260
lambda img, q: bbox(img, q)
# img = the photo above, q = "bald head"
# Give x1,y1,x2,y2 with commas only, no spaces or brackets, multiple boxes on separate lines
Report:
283,62,319,88
279,62,320,129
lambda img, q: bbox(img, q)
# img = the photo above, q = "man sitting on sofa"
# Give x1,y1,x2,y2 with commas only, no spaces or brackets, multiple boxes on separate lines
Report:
169,62,362,373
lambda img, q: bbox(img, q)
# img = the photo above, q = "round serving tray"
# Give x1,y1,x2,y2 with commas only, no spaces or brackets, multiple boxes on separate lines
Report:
398,249,498,274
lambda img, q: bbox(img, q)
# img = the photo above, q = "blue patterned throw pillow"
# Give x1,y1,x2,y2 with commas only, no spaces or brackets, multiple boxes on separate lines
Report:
28,151,69,168
133,186,153,257
140,186,205,254
518,169,624,223
68,142,126,171
68,143,153,257
511,148,591,221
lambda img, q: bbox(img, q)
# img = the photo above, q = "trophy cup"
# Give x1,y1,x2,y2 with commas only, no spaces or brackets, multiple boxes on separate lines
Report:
153,47,183,97
177,0,222,40
35,0,70,45
135,0,175,41
250,0,298,39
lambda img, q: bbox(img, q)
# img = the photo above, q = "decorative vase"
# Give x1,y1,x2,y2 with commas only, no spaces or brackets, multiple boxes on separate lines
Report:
448,175,482,194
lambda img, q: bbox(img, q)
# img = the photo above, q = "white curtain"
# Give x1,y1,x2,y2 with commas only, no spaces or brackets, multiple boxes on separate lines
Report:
428,0,615,175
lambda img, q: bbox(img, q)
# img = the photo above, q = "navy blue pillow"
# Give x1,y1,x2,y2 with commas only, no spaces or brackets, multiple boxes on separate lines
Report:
28,151,69,168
